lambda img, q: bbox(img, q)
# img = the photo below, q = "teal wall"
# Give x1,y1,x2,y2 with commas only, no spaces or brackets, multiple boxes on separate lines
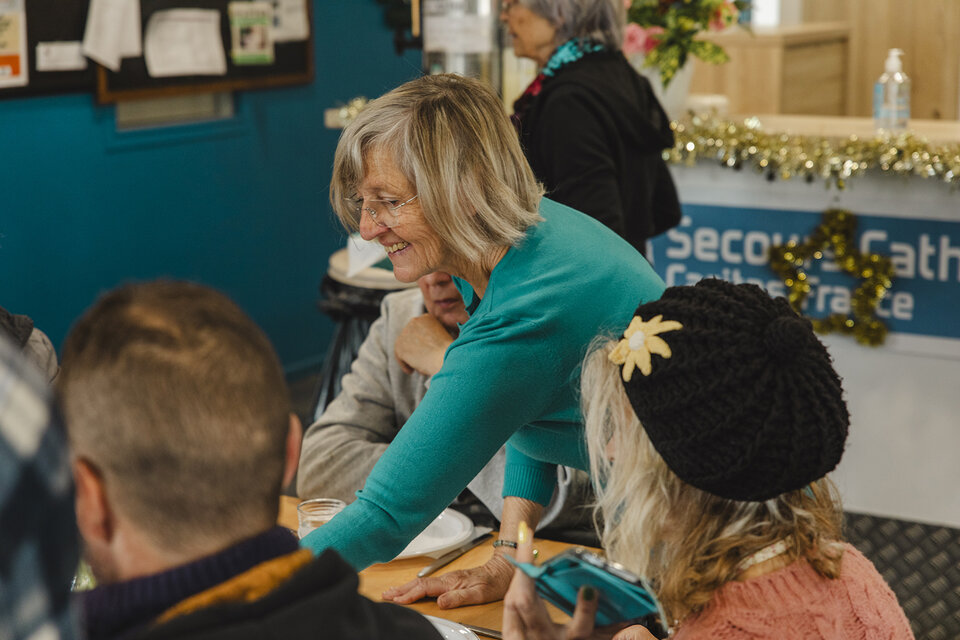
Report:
0,2,420,373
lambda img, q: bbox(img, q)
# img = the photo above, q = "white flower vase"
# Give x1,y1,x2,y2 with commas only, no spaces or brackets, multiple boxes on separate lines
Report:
628,54,693,121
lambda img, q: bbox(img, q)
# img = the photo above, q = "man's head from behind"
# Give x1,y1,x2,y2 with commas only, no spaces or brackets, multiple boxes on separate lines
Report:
58,281,299,583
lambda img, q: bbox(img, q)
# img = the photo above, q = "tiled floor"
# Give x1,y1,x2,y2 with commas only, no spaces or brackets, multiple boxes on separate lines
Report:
845,512,960,639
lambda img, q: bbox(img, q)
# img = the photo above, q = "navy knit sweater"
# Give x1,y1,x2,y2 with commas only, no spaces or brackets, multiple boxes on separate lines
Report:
81,527,297,640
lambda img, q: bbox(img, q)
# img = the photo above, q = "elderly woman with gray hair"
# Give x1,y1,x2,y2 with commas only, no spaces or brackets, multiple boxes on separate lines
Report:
298,72,665,607
502,0,681,255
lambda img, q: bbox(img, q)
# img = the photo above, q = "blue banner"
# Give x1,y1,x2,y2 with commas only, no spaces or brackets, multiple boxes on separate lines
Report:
649,205,960,341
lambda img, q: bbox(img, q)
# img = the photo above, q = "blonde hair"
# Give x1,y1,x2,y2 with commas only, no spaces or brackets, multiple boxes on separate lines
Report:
520,0,626,51
330,74,544,264
582,338,846,625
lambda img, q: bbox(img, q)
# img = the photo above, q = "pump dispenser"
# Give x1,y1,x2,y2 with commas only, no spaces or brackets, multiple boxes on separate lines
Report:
873,49,910,132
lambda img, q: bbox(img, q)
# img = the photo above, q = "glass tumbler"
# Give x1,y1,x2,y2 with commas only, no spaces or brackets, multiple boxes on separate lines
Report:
297,498,346,539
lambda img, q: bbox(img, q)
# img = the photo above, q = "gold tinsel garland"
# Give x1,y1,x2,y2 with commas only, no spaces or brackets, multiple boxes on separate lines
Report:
668,115,960,189
334,97,369,127
768,208,895,346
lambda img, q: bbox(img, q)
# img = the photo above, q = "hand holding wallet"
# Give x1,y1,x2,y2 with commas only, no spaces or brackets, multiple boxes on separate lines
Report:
507,547,668,636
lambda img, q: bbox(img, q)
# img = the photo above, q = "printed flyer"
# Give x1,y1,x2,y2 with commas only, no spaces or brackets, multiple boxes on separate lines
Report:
228,1,274,65
0,0,27,88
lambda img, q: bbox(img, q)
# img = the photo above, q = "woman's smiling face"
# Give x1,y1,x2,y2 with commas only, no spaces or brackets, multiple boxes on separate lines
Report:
356,147,453,283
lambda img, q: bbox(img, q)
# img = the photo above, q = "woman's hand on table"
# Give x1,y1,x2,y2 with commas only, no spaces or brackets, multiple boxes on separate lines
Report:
501,522,658,640
381,552,515,608
394,313,453,377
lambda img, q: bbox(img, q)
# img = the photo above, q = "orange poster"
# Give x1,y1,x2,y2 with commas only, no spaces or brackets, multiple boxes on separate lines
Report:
0,0,27,88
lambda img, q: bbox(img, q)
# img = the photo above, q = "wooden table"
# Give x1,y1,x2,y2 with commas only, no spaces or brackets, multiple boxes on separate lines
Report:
280,496,582,633
689,22,851,116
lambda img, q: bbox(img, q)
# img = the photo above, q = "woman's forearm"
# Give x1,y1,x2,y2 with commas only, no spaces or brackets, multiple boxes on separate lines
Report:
497,496,545,556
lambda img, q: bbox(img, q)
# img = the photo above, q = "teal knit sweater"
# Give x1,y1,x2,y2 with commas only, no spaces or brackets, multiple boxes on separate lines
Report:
301,198,665,569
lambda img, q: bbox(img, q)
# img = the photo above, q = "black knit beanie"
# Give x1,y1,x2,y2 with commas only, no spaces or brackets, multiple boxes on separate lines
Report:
611,278,849,502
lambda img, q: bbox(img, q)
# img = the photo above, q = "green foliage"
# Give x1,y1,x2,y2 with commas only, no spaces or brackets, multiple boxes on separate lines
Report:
627,0,750,87
690,39,729,65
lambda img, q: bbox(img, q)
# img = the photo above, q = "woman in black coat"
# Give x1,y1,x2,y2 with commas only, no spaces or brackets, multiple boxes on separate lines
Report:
501,0,682,255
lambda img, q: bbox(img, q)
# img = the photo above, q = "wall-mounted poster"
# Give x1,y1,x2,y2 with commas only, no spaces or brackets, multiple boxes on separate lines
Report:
144,9,226,77
269,0,308,42
0,0,28,88
229,1,274,65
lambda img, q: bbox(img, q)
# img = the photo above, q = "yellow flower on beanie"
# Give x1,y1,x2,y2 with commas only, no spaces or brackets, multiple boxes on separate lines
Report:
609,314,683,381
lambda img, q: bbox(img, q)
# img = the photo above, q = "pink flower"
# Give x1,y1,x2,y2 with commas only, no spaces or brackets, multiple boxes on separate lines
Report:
623,23,664,56
710,1,739,31
624,0,631,8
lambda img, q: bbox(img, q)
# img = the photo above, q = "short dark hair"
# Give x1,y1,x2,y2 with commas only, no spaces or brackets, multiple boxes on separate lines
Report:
59,280,290,552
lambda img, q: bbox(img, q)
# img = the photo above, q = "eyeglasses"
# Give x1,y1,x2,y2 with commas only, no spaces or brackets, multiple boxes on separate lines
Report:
347,193,419,228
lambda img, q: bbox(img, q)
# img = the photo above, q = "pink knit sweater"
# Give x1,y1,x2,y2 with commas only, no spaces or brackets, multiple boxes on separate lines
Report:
673,544,915,639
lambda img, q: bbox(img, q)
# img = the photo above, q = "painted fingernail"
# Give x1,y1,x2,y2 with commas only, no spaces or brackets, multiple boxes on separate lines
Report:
582,586,596,601
518,521,530,544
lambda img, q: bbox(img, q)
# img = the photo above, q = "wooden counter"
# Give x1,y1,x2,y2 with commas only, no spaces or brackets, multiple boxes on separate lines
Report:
690,22,850,116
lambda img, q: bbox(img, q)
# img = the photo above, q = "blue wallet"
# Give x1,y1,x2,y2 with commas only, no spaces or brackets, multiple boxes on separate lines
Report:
508,547,667,632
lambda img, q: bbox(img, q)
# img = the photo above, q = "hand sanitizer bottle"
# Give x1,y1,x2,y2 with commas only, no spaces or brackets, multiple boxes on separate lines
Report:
873,49,910,132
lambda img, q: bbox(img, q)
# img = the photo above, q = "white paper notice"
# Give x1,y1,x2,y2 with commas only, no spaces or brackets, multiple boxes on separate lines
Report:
82,0,141,72
0,0,28,88
36,42,88,71
269,0,309,42
423,14,493,54
118,0,142,58
347,234,388,277
144,9,226,78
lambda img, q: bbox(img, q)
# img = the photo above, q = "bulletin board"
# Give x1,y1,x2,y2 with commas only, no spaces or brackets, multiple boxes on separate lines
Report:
96,0,313,104
0,0,311,102
0,0,96,100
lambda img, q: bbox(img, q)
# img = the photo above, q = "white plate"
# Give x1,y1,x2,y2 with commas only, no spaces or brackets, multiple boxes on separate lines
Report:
425,615,480,640
394,508,474,560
